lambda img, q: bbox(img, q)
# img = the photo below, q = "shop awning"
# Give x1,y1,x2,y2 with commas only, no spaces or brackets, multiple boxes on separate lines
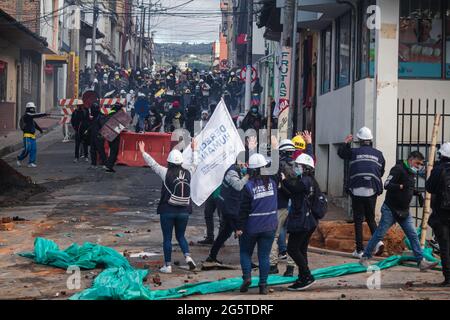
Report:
0,9,53,54
44,54,69,66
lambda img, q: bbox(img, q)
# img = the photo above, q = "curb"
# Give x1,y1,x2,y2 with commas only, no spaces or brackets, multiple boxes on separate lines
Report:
0,117,61,159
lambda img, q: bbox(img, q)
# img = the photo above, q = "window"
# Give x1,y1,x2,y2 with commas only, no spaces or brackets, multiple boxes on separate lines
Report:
23,56,32,94
399,0,443,78
321,26,332,94
358,0,376,79
0,61,6,102
335,12,351,88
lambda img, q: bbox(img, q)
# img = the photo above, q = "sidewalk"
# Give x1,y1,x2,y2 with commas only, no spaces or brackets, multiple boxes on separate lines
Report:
0,110,62,158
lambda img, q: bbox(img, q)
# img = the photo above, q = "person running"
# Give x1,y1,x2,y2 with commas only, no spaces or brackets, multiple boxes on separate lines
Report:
360,151,439,272
426,142,450,287
338,127,385,258
282,154,322,291
138,140,198,274
17,102,47,168
237,153,278,295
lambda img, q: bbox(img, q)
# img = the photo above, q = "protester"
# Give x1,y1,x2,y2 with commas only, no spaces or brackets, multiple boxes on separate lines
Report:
198,189,223,245
240,103,264,132
237,153,278,295
104,103,123,173
138,140,198,273
89,103,107,168
360,151,438,272
338,127,385,258
71,104,90,163
426,142,450,286
147,108,163,132
16,102,47,168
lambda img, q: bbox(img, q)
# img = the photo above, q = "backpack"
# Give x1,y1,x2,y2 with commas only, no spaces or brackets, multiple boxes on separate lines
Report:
307,178,328,220
440,165,450,211
164,170,191,207
19,116,25,131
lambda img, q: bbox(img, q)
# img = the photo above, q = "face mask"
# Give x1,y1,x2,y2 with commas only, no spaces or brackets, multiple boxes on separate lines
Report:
251,107,258,114
241,167,247,175
294,166,303,177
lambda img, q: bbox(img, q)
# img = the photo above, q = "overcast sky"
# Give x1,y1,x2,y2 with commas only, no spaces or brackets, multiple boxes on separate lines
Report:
151,0,221,44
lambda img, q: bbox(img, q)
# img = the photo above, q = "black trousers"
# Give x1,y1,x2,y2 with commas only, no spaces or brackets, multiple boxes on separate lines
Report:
287,228,316,279
75,131,89,159
433,222,450,281
209,215,234,260
352,195,378,252
105,136,120,169
204,195,224,240
90,135,107,166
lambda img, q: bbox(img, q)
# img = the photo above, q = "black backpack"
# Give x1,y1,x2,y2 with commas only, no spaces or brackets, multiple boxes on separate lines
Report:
440,165,450,211
164,169,191,207
307,178,328,220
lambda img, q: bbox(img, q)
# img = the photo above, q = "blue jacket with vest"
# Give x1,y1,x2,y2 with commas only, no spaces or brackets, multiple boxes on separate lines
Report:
238,177,278,235
338,144,385,196
283,174,318,233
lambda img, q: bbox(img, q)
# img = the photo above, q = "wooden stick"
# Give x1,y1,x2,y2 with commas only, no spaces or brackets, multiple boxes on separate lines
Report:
420,113,441,248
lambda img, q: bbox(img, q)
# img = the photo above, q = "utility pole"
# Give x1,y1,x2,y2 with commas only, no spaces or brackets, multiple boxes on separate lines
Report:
139,4,146,69
90,0,99,82
69,1,81,98
277,0,295,140
244,0,253,114
287,0,298,138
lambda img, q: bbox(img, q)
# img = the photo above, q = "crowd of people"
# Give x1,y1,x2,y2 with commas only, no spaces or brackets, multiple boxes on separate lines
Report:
16,63,450,295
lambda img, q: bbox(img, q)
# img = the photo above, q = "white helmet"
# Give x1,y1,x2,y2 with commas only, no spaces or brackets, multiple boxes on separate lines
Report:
248,153,269,169
356,126,373,141
439,142,450,158
167,149,183,165
129,90,135,94
26,102,36,109
295,153,315,169
279,139,296,152
120,89,126,94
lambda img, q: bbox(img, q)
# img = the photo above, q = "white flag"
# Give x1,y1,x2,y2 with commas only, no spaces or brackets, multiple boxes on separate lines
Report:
183,99,245,206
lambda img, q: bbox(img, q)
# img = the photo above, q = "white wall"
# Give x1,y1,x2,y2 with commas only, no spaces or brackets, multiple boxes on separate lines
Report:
398,80,450,101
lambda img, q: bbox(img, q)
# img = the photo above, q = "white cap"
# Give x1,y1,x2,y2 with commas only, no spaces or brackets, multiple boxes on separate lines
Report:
248,153,269,169
356,126,373,141
439,142,450,158
279,139,296,152
120,89,126,94
26,102,36,109
129,89,134,94
167,149,183,165
295,153,315,169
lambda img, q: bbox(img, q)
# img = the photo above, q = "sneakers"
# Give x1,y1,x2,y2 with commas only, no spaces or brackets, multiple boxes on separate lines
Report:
73,158,79,163
197,238,214,245
240,278,251,293
352,250,364,259
16,160,21,167
359,256,371,268
374,241,385,256
251,262,258,269
85,157,89,162
159,265,172,274
269,264,279,275
185,255,196,270
287,276,316,291
27,163,37,168
419,259,439,272
205,256,222,265
283,265,295,277
278,252,288,260
259,284,268,295
105,167,116,173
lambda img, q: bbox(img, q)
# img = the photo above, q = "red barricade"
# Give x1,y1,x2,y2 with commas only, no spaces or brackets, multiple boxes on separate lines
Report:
105,131,173,167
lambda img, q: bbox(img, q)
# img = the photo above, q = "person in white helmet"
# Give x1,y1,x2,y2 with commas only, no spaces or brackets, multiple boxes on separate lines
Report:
338,127,386,259
426,142,450,286
281,153,326,291
138,140,198,274
236,153,278,295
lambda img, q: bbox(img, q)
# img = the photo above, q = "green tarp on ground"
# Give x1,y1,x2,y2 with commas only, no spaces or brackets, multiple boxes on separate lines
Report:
18,237,439,300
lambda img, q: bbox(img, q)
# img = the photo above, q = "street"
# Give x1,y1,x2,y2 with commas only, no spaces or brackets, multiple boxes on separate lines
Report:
0,128,448,300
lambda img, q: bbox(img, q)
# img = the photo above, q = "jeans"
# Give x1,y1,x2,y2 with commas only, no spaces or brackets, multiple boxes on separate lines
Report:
269,208,294,266
204,195,224,240
209,215,234,260
363,203,423,262
432,222,450,281
75,131,89,159
160,212,190,264
239,230,276,285
352,195,378,252
17,137,36,164
287,228,316,278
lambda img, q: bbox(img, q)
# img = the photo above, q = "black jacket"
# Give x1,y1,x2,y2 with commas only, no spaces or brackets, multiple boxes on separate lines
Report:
71,108,90,133
426,158,450,226
21,112,46,135
384,161,418,212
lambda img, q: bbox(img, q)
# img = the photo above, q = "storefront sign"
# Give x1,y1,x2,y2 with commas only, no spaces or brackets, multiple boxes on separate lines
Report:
277,47,291,140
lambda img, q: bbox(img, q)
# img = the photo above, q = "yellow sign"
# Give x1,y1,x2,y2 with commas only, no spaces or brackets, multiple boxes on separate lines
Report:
74,55,79,98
